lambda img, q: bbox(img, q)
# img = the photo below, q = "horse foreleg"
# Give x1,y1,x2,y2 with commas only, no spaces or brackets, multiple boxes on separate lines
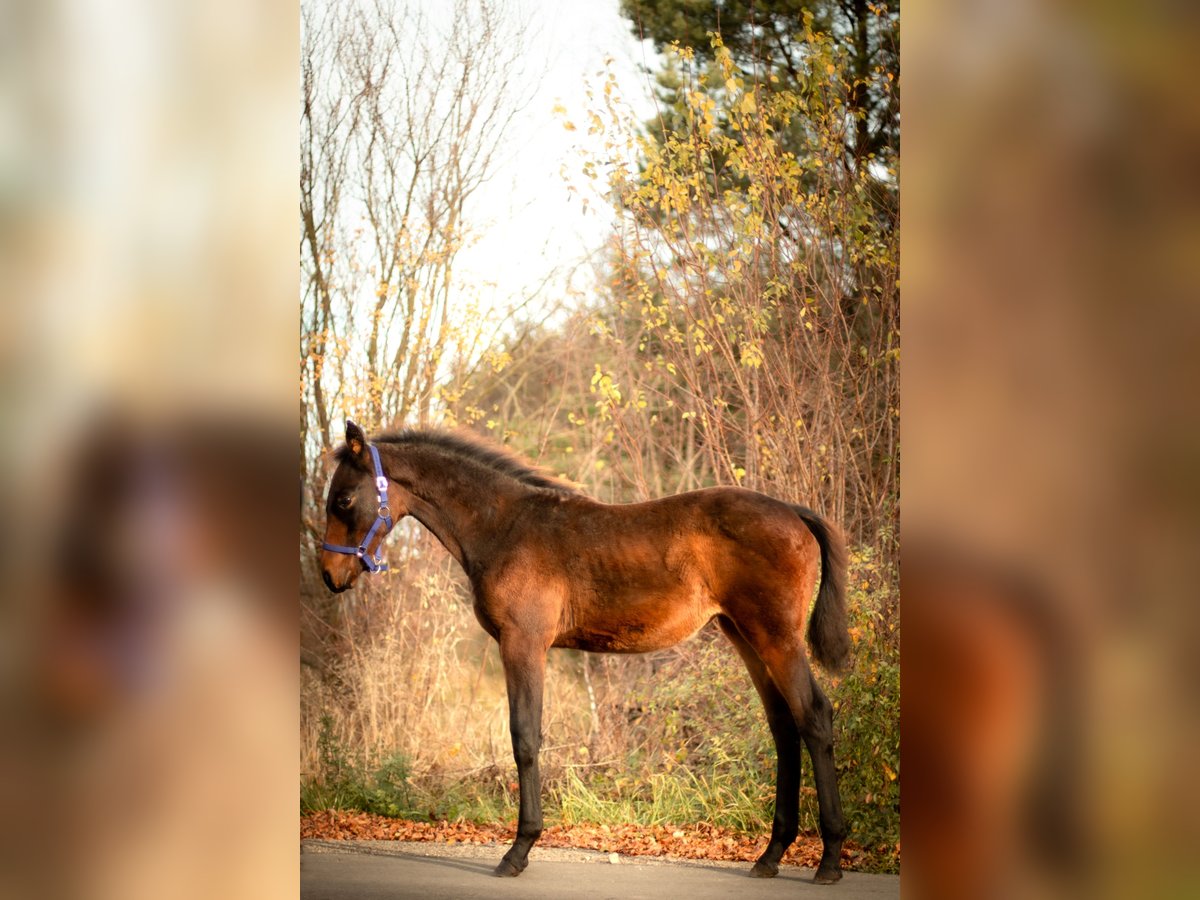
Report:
494,637,547,877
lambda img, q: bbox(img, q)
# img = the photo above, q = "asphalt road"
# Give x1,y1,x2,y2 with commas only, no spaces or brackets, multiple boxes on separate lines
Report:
301,840,900,900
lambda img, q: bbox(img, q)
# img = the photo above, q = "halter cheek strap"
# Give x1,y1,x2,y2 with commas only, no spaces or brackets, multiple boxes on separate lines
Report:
322,443,393,574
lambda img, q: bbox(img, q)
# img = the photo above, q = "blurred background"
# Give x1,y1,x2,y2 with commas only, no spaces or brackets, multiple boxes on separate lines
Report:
0,0,1196,897
0,0,296,897
904,0,1200,896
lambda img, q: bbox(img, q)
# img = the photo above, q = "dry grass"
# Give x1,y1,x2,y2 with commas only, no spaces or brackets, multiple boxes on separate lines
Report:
301,539,597,788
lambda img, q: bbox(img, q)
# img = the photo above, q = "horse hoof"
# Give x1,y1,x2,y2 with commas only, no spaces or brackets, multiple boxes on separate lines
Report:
749,860,779,878
494,853,530,878
813,866,843,884
493,859,524,877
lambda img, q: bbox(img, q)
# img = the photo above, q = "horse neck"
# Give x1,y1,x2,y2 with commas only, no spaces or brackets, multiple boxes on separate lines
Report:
382,445,528,575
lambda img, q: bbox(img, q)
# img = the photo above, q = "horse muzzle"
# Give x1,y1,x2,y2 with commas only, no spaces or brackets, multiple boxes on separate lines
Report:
321,568,350,594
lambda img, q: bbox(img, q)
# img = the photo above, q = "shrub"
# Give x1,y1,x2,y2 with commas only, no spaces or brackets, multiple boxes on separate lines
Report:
830,548,900,867
301,714,416,818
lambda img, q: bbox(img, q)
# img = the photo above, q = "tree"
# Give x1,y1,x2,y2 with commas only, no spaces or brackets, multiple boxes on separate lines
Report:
300,0,528,533
621,0,898,211
581,33,898,551
298,0,533,659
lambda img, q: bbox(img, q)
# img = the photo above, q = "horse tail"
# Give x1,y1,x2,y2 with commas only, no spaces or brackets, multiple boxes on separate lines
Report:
792,505,851,675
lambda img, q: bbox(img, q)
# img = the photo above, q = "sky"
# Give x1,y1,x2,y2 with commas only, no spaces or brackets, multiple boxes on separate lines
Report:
450,0,661,324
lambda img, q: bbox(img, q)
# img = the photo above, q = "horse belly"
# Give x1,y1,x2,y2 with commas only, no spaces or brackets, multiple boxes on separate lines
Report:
554,593,716,653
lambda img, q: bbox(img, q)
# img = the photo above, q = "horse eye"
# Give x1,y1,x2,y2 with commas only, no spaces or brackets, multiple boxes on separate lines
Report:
337,494,354,510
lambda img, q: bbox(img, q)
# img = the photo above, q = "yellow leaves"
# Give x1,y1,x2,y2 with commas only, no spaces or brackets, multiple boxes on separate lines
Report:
738,92,757,116
712,36,734,78
590,365,622,420
739,341,764,369
562,120,577,131
668,41,696,65
484,348,511,374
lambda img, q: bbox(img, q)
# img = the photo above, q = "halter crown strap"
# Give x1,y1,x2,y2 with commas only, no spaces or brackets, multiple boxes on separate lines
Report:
322,442,393,573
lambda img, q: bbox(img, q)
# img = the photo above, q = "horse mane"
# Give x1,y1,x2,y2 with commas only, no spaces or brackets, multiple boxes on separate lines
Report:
347,428,582,496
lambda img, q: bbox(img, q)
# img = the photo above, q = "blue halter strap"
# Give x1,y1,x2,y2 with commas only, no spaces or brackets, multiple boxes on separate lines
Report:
322,443,393,574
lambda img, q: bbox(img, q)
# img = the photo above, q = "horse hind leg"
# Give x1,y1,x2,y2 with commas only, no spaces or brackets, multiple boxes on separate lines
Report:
801,672,847,883
740,627,847,884
716,616,803,879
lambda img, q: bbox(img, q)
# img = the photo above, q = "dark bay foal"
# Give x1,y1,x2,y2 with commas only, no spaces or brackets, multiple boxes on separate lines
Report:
320,421,851,883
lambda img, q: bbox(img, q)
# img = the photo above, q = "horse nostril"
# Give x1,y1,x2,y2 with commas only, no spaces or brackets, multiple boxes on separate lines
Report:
322,570,336,593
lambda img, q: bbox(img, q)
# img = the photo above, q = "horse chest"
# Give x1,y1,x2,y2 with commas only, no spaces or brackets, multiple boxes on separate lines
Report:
469,594,503,640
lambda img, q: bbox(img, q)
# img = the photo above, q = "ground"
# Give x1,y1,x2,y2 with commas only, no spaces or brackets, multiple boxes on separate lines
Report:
301,839,902,900
301,810,885,869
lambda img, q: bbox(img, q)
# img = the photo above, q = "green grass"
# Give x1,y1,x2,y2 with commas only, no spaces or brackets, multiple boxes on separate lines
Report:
300,715,517,822
300,716,418,817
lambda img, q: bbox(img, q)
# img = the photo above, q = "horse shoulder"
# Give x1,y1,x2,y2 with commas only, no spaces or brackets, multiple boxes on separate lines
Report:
472,508,573,640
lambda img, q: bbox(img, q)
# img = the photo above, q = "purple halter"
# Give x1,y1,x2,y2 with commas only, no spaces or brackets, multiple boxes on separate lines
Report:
322,443,393,574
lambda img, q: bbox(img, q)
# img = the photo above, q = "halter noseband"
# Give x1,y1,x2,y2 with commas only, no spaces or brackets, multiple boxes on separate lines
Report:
322,443,393,574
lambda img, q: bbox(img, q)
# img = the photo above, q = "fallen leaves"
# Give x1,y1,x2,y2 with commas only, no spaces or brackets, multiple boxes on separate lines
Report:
300,810,865,869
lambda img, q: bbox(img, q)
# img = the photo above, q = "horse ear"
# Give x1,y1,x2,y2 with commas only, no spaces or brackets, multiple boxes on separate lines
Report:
345,419,366,457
